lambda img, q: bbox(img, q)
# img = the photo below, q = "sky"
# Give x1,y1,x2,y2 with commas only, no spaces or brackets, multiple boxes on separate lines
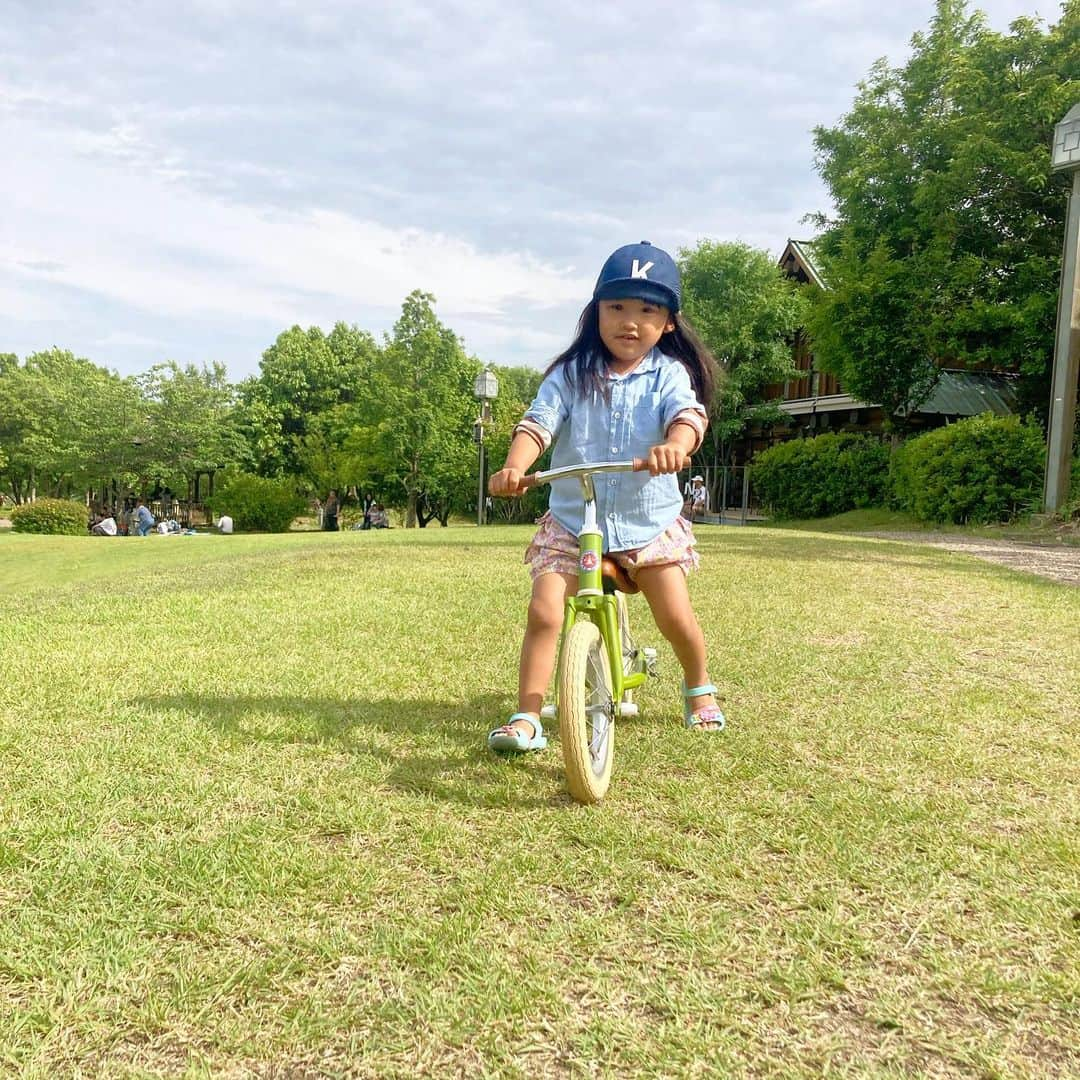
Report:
1,0,1056,381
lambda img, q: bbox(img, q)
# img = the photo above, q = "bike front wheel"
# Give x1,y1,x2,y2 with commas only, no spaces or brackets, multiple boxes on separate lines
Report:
558,619,615,804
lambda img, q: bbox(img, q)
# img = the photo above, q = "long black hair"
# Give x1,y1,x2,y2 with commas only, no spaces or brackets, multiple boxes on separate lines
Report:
545,299,717,410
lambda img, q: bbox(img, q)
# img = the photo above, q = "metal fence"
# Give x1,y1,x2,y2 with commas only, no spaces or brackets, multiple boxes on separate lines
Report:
682,465,763,525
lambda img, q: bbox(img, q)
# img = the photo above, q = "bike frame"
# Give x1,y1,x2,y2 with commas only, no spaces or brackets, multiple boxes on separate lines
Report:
529,460,649,704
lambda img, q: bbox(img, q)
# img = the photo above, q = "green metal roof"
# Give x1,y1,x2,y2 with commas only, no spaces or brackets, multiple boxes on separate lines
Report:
918,370,1020,416
789,240,827,288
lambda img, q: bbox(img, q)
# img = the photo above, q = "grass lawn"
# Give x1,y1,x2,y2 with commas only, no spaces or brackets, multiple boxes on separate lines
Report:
760,508,1080,546
1,526,1077,1078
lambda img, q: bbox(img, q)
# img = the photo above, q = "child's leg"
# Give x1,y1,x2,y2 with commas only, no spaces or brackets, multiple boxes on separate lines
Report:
502,571,576,738
633,563,723,730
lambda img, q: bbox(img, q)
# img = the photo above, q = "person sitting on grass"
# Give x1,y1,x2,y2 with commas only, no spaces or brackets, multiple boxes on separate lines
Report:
688,475,709,522
90,512,117,536
133,499,155,537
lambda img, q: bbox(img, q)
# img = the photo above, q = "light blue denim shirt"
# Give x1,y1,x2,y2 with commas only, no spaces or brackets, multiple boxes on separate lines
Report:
523,348,704,551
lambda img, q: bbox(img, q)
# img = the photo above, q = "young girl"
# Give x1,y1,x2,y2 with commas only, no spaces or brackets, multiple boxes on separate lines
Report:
487,241,725,752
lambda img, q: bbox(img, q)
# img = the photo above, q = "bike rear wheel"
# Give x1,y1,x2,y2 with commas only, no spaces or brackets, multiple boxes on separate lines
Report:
558,619,615,804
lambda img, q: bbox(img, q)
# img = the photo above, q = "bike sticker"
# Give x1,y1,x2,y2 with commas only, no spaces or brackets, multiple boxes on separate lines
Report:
580,551,599,572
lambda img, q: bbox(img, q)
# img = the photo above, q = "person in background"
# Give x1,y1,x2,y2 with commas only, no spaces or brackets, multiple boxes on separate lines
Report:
133,499,155,537
90,512,117,536
688,475,709,522
217,514,234,534
323,489,340,532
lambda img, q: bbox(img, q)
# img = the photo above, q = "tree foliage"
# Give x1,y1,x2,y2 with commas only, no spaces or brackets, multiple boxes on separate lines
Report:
239,322,378,477
481,365,550,524
136,362,247,492
809,0,1080,420
349,291,479,527
678,240,807,465
0,349,142,502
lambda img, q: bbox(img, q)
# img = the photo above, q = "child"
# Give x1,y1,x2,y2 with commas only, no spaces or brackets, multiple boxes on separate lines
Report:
488,241,725,752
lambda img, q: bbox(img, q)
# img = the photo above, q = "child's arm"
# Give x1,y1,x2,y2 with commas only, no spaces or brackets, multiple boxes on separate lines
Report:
646,421,698,476
489,431,543,497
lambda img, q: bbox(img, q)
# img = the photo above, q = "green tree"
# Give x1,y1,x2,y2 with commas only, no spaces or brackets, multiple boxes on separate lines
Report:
678,240,807,466
136,361,247,493
293,404,364,498
0,350,141,503
232,377,288,477
247,322,379,476
351,291,477,527
809,0,1080,420
483,365,549,524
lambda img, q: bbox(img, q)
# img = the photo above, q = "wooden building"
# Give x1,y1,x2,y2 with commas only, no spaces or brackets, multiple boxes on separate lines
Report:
743,239,1020,461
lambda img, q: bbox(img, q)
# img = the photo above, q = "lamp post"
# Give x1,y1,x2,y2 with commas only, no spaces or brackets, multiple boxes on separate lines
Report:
1044,102,1080,514
473,369,499,526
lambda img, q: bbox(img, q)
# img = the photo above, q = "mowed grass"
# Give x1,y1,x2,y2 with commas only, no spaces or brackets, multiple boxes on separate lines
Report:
0,526,1077,1079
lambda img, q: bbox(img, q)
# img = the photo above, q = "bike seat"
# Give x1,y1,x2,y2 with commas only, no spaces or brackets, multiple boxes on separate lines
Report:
601,557,639,595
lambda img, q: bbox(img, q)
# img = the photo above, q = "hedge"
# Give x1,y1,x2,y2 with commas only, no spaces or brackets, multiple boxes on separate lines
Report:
890,413,1045,524
751,433,890,519
207,474,305,533
11,498,89,535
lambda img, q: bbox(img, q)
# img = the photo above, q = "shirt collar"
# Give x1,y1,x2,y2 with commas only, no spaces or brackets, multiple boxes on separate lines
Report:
604,346,664,381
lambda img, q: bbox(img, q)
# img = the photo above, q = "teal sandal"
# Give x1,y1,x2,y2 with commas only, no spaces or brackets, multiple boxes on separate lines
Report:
487,713,548,752
682,683,726,732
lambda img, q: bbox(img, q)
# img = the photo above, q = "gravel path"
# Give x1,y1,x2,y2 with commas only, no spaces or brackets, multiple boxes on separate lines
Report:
865,531,1080,586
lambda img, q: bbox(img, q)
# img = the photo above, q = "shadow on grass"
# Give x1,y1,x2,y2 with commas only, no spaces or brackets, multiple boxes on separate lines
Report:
142,691,569,809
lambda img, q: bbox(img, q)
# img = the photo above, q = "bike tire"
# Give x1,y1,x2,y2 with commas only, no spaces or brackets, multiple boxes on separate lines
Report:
558,619,615,804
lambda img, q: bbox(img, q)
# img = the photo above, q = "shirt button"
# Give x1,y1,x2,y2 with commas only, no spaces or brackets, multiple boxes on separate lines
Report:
613,411,621,419
611,446,618,453
610,479,616,486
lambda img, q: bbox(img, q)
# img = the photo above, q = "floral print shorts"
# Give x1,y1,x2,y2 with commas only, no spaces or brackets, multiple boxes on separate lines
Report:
525,512,700,582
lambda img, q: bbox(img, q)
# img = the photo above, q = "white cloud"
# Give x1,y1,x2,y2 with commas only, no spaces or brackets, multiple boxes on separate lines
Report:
93,331,167,348
3,112,590,330
0,0,1049,376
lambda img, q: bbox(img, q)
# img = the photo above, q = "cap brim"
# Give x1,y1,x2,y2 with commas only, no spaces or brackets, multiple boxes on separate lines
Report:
594,279,679,312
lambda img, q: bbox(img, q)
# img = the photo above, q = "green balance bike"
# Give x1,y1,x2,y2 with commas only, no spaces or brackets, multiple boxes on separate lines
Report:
523,458,659,804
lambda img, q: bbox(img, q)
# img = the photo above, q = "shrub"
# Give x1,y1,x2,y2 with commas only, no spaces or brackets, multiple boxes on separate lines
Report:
890,413,1045,524
207,474,305,533
751,433,890,518
10,498,89,535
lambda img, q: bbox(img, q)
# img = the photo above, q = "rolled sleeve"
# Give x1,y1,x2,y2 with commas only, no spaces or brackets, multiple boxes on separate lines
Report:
522,366,571,443
659,362,708,435
667,408,708,453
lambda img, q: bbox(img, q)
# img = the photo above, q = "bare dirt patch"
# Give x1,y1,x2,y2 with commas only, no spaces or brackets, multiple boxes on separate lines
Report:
866,532,1080,586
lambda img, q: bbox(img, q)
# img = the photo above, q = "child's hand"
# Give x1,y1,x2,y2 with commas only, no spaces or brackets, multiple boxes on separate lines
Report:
489,467,528,497
646,442,689,475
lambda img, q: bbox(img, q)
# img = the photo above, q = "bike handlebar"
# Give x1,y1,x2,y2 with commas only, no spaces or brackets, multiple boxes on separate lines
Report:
519,458,649,490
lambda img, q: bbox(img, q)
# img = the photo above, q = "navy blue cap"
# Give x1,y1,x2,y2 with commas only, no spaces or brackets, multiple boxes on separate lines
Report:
593,241,681,312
